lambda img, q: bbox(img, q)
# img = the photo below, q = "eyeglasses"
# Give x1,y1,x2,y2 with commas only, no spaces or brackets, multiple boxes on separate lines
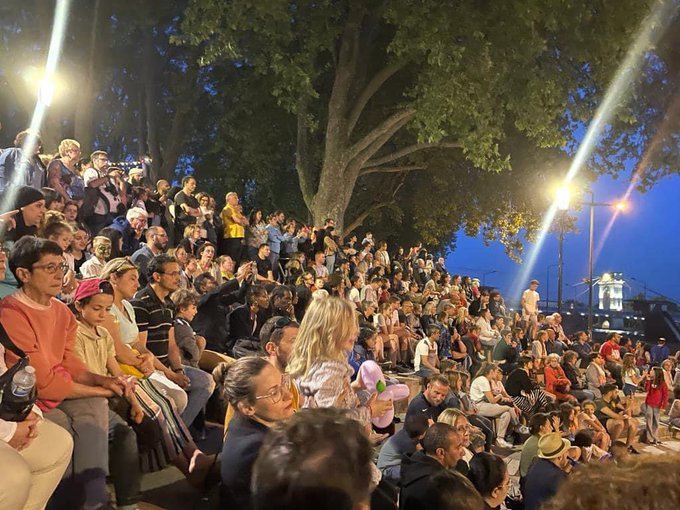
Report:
32,261,69,274
454,424,470,433
255,374,292,404
272,316,294,331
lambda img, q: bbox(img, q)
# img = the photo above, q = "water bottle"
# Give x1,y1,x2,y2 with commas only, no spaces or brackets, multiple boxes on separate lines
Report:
11,366,36,398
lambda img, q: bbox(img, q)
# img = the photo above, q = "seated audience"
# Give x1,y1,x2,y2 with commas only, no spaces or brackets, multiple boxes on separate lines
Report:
220,356,295,509
542,454,680,510
399,422,465,510
0,237,135,509
467,452,510,510
251,408,376,510
377,413,429,483
594,383,639,452
405,374,451,422
523,432,572,510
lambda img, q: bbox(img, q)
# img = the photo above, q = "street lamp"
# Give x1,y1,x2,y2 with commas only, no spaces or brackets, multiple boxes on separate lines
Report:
585,192,628,337
546,263,558,307
482,270,497,286
552,186,571,314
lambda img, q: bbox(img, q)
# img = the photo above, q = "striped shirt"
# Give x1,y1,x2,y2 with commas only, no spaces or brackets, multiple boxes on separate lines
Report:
130,285,175,365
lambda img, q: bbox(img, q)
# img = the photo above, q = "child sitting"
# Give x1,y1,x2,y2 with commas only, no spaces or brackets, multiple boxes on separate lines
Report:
171,288,206,368
73,278,143,424
668,387,680,429
622,352,645,397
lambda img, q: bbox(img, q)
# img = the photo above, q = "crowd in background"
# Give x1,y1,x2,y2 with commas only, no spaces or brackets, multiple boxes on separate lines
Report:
1,131,679,510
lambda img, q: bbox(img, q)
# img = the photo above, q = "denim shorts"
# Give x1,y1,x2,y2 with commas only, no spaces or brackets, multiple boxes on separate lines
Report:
622,383,637,396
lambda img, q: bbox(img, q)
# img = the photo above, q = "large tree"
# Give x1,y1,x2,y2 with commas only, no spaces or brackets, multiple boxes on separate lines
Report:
177,0,657,242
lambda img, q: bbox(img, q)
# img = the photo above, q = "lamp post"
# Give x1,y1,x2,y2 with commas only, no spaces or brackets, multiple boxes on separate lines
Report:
555,187,570,314
482,270,497,286
546,264,558,308
584,192,626,337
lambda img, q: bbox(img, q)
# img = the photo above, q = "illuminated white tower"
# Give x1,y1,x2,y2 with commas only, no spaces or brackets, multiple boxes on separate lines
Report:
598,273,625,311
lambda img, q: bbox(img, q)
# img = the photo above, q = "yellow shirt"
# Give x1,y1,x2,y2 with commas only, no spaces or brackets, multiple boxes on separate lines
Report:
74,322,115,377
221,204,245,239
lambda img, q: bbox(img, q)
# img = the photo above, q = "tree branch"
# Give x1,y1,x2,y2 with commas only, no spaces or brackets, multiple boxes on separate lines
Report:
349,108,416,160
363,141,462,168
359,165,425,176
343,176,406,236
296,98,315,209
346,61,406,136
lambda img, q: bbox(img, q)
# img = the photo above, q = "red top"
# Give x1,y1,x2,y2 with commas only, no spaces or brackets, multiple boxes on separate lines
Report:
645,379,669,409
544,364,571,394
599,341,621,363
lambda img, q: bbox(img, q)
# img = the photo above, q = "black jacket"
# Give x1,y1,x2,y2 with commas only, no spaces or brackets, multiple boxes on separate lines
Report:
399,451,445,510
192,279,245,352
220,414,269,510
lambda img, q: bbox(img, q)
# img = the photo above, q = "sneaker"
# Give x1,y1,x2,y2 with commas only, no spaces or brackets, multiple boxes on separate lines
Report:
628,445,640,454
496,438,514,449
517,425,530,435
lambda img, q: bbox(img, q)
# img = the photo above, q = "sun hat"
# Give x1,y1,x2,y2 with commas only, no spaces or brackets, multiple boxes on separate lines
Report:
537,432,571,459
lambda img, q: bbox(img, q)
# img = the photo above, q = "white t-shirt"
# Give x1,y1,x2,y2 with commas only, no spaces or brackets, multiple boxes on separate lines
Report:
522,289,540,314
469,375,492,403
348,287,361,306
414,337,438,372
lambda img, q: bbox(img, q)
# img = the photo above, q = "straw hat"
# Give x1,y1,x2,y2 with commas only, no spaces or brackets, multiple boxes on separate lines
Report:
537,432,570,459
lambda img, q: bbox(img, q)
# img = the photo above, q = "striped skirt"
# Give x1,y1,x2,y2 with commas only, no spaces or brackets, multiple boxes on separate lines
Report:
134,378,194,473
511,388,554,415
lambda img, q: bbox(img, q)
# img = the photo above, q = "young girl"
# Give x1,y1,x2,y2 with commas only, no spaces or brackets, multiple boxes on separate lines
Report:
288,294,392,428
644,366,668,444
73,279,144,426
622,352,645,397
69,223,91,276
579,400,611,450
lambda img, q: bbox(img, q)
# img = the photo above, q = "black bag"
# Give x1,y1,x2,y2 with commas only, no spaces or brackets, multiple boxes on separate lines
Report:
0,323,37,421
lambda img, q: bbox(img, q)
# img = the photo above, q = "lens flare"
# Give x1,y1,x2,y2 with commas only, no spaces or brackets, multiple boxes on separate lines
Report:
510,0,679,302
0,0,72,213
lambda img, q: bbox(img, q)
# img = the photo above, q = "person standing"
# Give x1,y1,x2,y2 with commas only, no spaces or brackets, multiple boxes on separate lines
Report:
643,367,668,445
47,139,84,205
82,150,127,235
521,279,540,337
265,212,285,281
0,129,46,193
173,176,201,242
220,192,248,263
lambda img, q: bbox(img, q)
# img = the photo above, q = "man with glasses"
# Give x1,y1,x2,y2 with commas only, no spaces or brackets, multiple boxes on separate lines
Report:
0,236,138,509
130,254,215,429
83,150,127,235
221,356,295,509
131,226,168,286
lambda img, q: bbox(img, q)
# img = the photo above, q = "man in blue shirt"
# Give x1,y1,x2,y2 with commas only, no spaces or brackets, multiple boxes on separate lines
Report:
523,432,571,510
265,211,285,280
650,337,670,366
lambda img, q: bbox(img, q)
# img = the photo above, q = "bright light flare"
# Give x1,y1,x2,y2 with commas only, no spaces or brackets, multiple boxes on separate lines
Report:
509,0,677,302
555,186,571,211
22,67,63,107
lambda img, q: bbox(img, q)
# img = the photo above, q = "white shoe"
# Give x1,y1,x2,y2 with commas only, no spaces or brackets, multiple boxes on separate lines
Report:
496,438,514,449
518,425,530,435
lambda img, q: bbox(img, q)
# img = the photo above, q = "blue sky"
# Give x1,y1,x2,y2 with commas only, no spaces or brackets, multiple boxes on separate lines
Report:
446,173,680,305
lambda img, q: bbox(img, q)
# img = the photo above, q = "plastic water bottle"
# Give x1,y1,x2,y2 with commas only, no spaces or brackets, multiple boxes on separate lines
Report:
11,366,36,398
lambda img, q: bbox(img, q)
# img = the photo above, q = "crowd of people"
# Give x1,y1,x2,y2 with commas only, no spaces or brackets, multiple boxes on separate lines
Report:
0,132,679,509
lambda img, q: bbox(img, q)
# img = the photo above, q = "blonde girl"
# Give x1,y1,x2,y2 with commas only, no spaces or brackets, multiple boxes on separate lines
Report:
288,294,392,426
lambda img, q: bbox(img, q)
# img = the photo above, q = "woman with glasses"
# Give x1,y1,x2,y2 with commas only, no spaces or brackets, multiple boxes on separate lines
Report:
437,408,473,472
221,356,295,509
47,139,85,205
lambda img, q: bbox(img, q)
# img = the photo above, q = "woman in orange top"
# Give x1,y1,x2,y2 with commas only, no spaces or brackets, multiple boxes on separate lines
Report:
544,353,577,403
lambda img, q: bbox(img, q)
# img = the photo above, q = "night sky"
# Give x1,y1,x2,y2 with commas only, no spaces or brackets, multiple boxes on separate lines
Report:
446,173,680,305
